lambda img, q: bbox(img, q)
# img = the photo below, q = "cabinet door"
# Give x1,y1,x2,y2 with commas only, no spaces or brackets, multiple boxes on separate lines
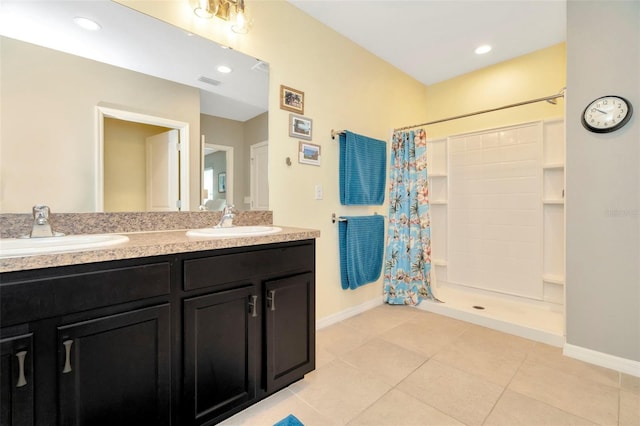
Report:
264,272,315,392
57,304,171,426
183,286,257,426
0,333,34,426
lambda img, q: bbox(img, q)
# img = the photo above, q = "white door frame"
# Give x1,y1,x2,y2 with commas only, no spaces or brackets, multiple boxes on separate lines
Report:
250,140,269,210
96,106,190,211
201,137,234,207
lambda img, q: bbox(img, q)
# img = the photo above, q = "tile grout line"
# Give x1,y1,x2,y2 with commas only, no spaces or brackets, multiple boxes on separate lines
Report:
479,346,529,425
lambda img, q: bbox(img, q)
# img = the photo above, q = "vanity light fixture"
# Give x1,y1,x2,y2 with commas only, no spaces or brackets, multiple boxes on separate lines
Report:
73,16,101,31
191,0,251,33
474,44,492,55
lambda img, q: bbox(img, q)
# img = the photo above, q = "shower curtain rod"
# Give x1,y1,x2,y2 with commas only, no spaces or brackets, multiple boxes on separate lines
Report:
393,89,566,132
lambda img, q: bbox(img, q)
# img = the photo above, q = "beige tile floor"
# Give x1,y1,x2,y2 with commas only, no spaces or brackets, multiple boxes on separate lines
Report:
221,305,640,426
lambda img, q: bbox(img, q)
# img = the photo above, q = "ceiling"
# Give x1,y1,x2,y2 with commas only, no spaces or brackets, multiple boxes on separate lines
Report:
288,0,567,86
0,1,567,121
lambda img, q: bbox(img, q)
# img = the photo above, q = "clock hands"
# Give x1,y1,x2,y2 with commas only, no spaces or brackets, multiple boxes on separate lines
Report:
595,108,608,114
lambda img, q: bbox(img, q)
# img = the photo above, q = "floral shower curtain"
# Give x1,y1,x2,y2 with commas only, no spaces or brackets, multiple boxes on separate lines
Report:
383,129,437,305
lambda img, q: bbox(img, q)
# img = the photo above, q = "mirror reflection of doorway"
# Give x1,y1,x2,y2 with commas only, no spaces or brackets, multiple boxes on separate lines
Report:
97,106,190,212
202,140,233,211
104,118,180,212
250,141,269,210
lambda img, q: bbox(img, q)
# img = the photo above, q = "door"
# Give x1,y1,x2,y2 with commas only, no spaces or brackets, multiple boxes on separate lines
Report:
146,130,180,211
57,305,171,426
201,137,234,209
264,272,315,392
183,286,258,426
0,332,34,426
250,141,269,210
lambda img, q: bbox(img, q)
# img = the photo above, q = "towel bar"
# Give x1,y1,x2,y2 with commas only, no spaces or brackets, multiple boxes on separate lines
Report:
331,129,345,140
332,213,347,223
332,213,383,223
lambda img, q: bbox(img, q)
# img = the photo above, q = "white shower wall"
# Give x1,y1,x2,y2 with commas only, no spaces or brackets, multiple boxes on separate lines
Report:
428,119,565,309
449,123,542,298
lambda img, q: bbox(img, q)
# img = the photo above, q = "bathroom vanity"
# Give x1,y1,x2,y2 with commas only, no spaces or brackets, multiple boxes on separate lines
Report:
0,223,317,426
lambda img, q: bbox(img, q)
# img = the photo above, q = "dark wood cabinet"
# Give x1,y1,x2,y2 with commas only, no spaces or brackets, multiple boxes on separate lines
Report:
183,287,258,425
0,239,316,426
181,241,316,425
0,258,173,426
264,272,315,392
0,332,34,426
57,304,171,426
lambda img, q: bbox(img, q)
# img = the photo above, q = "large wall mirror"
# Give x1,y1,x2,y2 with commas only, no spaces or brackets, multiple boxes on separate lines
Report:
0,0,268,213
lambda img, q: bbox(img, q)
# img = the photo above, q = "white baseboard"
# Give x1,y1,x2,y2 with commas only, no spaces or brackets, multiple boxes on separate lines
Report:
563,343,640,377
316,297,383,330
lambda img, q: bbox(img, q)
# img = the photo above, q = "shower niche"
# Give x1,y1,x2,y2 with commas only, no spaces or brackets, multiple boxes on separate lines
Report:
541,119,565,305
427,138,449,278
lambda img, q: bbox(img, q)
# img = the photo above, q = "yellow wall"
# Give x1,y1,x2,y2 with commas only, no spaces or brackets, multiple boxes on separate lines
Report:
119,0,430,320
119,1,568,322
104,118,171,212
424,43,566,139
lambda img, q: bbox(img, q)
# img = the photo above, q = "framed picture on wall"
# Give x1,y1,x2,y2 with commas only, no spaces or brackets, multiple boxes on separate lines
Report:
280,85,304,114
298,141,321,166
218,172,226,193
289,114,313,140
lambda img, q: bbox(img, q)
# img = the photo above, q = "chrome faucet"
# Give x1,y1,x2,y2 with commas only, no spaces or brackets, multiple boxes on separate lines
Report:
29,205,63,238
216,205,235,228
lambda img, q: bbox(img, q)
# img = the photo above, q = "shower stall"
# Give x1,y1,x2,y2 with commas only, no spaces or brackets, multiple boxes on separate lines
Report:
421,118,566,347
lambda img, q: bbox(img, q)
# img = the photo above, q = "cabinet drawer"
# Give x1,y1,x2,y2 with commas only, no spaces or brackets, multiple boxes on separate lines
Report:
184,242,314,291
1,262,171,326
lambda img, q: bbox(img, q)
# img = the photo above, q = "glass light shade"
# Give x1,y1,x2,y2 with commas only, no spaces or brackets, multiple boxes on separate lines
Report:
231,10,248,33
194,0,215,18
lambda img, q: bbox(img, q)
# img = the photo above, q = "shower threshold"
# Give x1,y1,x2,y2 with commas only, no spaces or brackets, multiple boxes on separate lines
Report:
419,285,565,347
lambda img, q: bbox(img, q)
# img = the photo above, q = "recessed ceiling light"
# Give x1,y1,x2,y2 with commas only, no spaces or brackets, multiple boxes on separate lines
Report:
217,65,232,73
475,44,492,55
73,17,101,31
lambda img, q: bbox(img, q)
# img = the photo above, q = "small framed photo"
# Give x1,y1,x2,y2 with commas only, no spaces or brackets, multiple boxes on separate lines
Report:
218,172,226,193
280,85,304,114
298,141,321,166
289,114,312,140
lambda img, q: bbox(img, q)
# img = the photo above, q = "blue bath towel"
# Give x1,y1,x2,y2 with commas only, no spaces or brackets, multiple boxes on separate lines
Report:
274,414,304,426
338,215,385,290
339,131,386,205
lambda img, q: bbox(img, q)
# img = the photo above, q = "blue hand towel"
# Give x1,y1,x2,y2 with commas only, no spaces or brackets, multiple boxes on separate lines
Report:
339,131,386,205
338,215,385,290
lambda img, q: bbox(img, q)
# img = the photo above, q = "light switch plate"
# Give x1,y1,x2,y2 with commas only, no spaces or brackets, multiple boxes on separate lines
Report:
314,184,323,200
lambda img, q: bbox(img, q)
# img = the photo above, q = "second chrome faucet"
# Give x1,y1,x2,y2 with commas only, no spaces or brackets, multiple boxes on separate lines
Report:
216,205,236,228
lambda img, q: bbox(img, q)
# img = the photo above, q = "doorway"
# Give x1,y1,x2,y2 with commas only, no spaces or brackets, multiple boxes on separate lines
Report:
201,138,234,210
250,141,268,210
96,106,190,211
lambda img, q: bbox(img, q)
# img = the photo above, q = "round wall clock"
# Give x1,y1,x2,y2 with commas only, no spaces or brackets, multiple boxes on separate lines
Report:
581,95,633,133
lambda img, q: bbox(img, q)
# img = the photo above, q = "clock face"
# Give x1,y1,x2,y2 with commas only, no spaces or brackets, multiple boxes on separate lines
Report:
582,95,633,133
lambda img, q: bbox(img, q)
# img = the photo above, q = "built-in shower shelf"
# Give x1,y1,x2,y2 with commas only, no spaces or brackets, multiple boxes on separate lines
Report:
543,199,564,205
433,259,448,266
542,274,565,285
428,173,448,178
542,163,565,170
430,200,448,205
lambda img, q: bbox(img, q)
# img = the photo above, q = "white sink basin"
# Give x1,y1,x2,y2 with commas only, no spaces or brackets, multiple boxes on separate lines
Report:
186,226,282,238
0,234,130,258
